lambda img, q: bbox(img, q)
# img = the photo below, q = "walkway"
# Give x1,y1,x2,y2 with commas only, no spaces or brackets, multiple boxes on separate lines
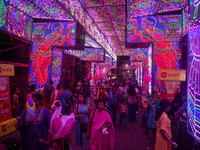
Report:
71,102,155,150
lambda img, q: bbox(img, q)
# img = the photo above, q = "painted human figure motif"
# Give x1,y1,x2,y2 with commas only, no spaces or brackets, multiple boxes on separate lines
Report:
129,19,150,43
32,22,74,87
32,23,64,87
141,17,177,69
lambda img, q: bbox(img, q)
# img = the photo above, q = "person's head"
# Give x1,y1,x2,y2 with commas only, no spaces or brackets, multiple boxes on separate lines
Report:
155,99,171,121
49,80,54,86
96,99,106,111
0,138,22,150
112,85,117,93
121,100,126,105
175,88,180,93
32,94,42,108
53,23,64,34
57,83,62,90
64,80,70,90
122,82,126,87
13,87,20,95
50,138,68,150
152,91,158,99
78,93,86,104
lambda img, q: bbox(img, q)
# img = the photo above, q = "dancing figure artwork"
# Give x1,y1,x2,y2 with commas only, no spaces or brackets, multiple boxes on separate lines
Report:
31,22,76,88
127,15,182,70
141,17,177,69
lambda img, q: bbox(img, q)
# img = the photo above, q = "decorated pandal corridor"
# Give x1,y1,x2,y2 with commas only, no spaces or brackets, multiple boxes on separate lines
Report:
0,0,200,149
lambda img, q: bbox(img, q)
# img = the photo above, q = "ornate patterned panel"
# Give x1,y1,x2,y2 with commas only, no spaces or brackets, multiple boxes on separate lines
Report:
4,0,74,21
79,0,104,7
127,0,158,19
158,0,187,13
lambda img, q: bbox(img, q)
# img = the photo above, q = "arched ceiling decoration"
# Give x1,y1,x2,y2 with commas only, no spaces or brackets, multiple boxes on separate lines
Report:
79,0,126,55
80,0,187,55
4,0,75,21
2,0,187,57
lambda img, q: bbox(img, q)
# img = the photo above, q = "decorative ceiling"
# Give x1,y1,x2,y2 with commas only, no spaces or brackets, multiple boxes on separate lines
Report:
79,0,127,56
2,0,187,57
80,0,187,56
4,0,74,21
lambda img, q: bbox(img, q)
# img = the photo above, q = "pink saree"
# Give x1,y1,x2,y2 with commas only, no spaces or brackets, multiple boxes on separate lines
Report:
88,110,115,150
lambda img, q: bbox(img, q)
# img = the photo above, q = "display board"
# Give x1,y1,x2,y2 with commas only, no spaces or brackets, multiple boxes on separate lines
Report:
0,0,32,40
0,77,12,122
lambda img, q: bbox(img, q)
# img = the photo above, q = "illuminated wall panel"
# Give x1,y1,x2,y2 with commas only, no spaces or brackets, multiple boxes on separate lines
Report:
127,15,182,90
187,22,200,142
127,0,158,18
4,0,74,21
131,62,143,86
130,46,152,91
59,0,117,60
29,22,76,88
64,48,105,62
190,0,200,20
51,48,63,88
0,0,32,40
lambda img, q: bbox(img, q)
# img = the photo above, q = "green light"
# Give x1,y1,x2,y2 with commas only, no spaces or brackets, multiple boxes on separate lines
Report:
0,0,6,28
193,6,199,19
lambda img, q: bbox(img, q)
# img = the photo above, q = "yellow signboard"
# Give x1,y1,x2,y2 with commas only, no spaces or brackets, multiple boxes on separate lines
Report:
0,118,17,137
160,69,186,81
0,64,15,76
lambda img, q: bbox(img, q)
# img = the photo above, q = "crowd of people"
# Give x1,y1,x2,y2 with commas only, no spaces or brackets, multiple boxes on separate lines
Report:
0,77,195,150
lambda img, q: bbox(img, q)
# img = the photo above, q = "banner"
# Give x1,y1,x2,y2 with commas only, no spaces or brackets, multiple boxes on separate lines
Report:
0,64,15,76
0,90,12,122
0,118,17,137
0,77,9,90
160,69,186,81
160,81,180,94
160,93,176,101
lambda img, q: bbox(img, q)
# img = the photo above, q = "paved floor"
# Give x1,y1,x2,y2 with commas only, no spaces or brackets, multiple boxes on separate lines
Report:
0,102,155,150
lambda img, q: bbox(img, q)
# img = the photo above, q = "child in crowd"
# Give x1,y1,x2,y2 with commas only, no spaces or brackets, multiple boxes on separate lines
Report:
120,100,128,129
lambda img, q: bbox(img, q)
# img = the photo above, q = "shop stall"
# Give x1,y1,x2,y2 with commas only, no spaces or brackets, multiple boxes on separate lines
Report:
0,63,17,137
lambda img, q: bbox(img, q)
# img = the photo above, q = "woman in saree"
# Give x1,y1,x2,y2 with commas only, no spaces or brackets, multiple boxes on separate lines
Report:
87,99,115,150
